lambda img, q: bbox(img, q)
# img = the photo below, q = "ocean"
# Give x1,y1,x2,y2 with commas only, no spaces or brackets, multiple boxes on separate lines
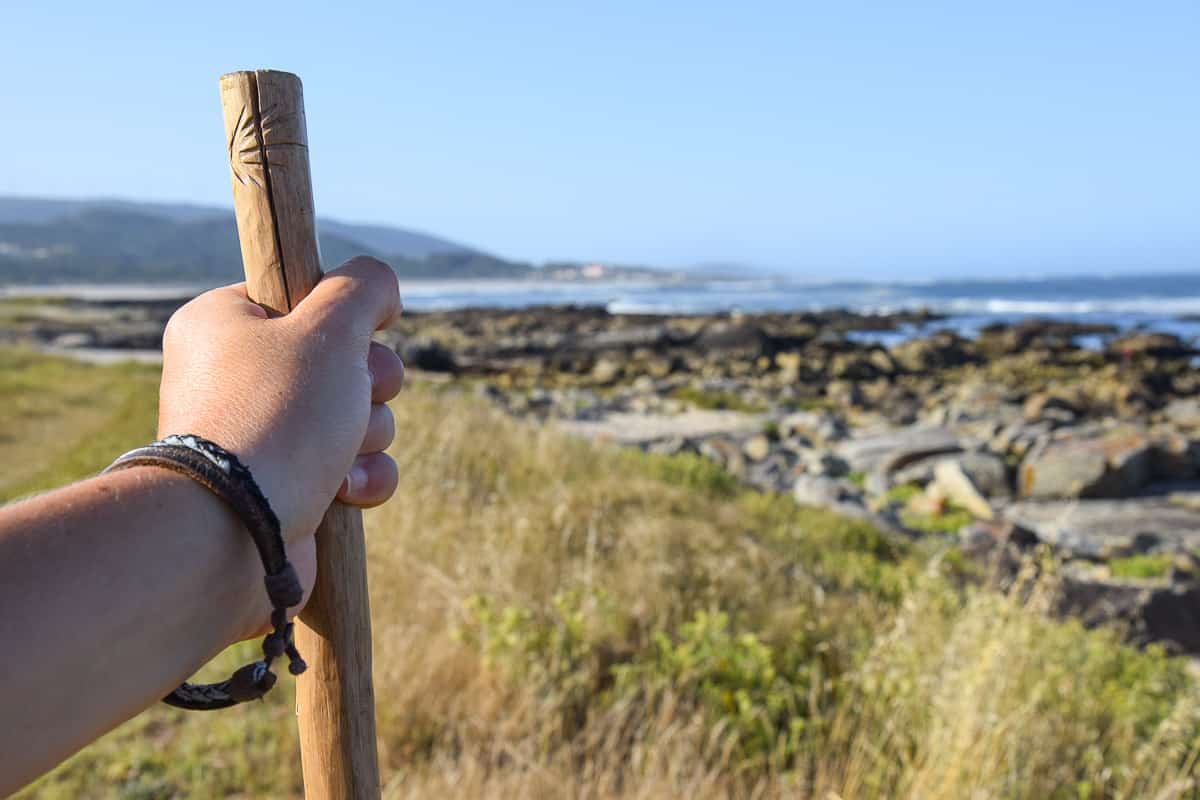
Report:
6,271,1200,347
394,271,1200,346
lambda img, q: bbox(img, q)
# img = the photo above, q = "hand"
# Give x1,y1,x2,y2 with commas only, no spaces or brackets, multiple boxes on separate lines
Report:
157,256,405,611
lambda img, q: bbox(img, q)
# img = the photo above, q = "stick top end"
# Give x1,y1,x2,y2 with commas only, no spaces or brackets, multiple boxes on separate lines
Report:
219,69,302,90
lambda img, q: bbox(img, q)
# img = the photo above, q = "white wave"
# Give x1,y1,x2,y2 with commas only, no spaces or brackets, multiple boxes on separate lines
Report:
937,296,1200,315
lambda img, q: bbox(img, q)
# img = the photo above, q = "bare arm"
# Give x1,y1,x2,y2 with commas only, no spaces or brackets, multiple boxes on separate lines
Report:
0,256,404,795
0,467,266,791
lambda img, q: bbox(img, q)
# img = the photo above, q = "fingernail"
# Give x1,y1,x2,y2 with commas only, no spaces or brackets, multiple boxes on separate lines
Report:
346,463,368,497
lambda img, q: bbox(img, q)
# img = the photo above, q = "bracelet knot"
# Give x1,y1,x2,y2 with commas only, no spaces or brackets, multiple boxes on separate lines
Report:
104,434,305,711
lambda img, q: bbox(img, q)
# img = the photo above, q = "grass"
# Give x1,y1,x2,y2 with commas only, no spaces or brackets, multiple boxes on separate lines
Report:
6,351,1200,798
1109,553,1176,581
669,385,766,413
0,349,159,501
900,504,975,535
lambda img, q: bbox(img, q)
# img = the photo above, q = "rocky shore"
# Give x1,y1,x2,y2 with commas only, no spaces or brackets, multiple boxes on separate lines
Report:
382,305,1200,653
6,297,1200,652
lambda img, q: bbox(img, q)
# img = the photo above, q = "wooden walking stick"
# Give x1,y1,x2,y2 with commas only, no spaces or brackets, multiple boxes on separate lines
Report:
218,70,381,799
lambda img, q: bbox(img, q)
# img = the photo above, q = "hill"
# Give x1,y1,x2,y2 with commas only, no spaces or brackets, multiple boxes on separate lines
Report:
0,196,532,283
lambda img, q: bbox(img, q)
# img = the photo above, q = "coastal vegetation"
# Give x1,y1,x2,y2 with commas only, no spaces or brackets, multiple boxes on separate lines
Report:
8,349,1199,799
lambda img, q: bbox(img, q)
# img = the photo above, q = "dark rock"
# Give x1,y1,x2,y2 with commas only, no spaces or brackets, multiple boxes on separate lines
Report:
1107,332,1196,361
92,321,164,349
891,331,978,372
959,518,1040,561
829,352,879,380
1150,434,1200,481
798,449,851,478
400,337,457,372
1056,573,1200,654
696,322,770,355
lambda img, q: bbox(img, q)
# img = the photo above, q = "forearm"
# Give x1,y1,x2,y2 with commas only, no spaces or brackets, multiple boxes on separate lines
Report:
0,467,263,794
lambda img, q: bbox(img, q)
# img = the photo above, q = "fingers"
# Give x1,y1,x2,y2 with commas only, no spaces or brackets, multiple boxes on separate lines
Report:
336,452,399,508
360,403,395,454
368,341,405,403
294,256,402,336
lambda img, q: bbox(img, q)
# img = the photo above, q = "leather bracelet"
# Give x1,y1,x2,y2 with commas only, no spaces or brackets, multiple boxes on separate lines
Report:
104,434,306,710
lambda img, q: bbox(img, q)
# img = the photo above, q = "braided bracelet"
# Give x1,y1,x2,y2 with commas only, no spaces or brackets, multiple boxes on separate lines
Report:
104,434,307,710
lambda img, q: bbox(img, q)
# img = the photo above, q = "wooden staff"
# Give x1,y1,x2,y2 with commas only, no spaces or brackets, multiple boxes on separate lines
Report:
219,69,381,800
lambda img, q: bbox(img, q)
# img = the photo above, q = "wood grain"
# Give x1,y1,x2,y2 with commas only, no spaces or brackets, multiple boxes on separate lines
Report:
219,69,381,800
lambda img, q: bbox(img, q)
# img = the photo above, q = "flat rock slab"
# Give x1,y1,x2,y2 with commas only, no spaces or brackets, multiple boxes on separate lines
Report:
558,410,764,446
1007,499,1200,559
835,426,962,474
39,345,163,365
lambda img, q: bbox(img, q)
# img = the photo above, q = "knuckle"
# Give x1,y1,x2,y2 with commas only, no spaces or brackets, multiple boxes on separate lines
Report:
162,303,194,347
343,255,394,281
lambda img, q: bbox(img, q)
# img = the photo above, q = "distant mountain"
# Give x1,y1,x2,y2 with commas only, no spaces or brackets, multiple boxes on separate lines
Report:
0,196,531,283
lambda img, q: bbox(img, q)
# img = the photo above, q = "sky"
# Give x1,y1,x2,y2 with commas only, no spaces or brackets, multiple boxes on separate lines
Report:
1,1,1198,279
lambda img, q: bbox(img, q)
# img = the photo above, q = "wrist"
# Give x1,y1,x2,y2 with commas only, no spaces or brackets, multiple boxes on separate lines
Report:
105,466,267,644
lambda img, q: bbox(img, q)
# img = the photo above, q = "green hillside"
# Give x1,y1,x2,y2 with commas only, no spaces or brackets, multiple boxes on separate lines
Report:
0,198,532,283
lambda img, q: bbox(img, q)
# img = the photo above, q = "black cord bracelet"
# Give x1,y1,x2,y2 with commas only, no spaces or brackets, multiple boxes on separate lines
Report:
104,434,306,710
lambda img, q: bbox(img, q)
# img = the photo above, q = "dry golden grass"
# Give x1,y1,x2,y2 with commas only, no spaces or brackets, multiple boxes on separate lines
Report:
10,359,1199,798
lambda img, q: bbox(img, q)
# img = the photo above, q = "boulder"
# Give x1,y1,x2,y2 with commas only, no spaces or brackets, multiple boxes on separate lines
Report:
1165,399,1200,431
1023,392,1080,424
590,358,623,385
949,451,1012,498
699,437,746,479
868,349,898,376
799,449,851,478
747,453,798,493
780,410,847,444
933,466,989,519
891,332,977,372
1019,428,1152,499
793,474,863,508
742,434,773,462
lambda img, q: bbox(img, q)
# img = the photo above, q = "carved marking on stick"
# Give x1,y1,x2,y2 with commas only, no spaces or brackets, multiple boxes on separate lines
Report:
227,103,308,182
227,104,264,188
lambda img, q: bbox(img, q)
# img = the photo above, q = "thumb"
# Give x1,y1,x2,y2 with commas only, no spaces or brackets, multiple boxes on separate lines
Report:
291,256,402,335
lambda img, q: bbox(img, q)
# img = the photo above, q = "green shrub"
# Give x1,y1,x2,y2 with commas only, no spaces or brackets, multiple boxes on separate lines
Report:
625,449,739,496
614,610,820,766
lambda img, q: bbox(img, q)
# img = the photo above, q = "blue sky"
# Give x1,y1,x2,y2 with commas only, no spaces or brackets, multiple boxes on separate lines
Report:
2,1,1198,278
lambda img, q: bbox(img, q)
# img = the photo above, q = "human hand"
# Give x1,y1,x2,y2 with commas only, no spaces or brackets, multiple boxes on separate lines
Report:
157,256,404,613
